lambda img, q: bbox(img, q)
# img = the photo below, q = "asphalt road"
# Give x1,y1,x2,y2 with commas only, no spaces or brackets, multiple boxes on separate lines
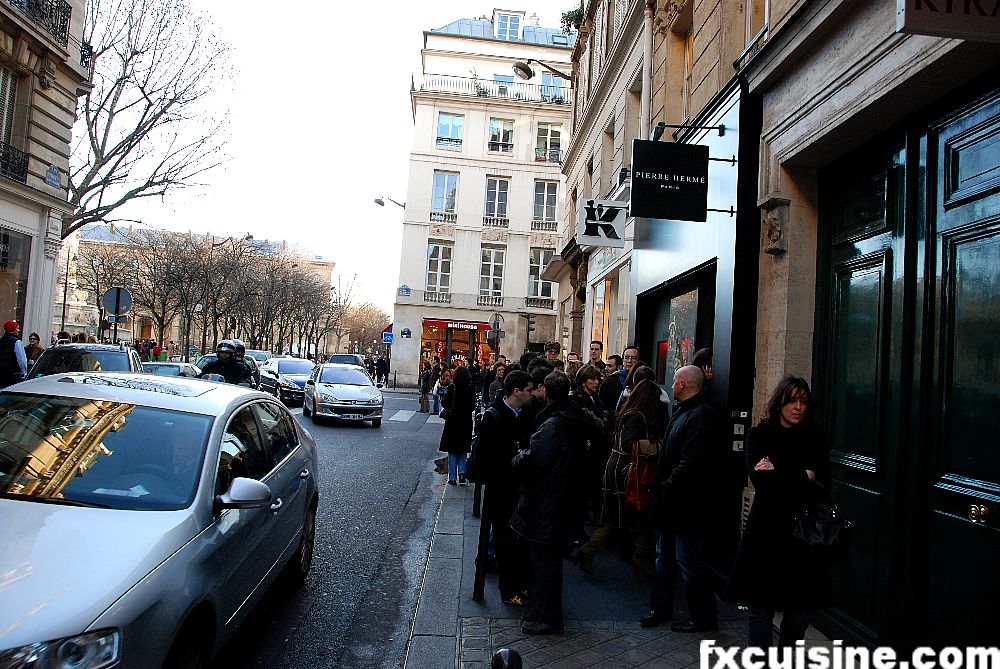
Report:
214,391,443,669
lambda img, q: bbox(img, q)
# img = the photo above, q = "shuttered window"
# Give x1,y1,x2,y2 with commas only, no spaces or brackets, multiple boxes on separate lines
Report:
0,66,17,145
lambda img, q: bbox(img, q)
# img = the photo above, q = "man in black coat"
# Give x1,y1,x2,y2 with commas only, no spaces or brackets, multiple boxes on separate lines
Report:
642,365,723,633
475,370,534,604
510,371,585,635
599,345,639,416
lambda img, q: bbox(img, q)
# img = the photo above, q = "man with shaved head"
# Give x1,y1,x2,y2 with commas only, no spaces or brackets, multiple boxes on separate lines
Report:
640,364,723,633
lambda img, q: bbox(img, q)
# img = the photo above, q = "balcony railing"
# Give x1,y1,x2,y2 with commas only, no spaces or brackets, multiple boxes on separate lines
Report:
0,141,29,183
420,74,571,105
424,291,452,303
535,147,563,164
525,297,555,310
488,140,514,153
435,137,462,149
5,0,71,46
430,211,457,223
80,41,93,71
478,295,504,308
531,220,558,232
483,216,509,228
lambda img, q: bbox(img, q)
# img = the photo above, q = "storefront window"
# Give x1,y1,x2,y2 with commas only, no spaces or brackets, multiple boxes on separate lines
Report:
0,228,30,326
655,287,698,392
421,319,494,367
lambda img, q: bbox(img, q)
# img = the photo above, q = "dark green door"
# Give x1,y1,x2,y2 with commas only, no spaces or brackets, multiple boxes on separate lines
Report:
816,88,1000,646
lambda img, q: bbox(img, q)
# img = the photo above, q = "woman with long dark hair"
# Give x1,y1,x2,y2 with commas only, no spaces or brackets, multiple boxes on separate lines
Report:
439,365,476,485
577,376,664,575
725,376,832,648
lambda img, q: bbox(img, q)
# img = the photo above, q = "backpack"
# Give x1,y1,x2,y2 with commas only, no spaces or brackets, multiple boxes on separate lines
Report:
465,406,499,484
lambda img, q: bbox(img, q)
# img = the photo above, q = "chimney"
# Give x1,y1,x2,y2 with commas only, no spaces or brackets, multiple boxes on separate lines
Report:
529,13,539,26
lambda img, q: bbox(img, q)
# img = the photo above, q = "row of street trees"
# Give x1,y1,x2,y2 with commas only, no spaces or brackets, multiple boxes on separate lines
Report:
73,230,389,357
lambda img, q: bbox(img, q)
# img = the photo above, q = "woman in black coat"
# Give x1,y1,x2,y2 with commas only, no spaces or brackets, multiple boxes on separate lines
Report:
725,376,832,648
439,365,476,485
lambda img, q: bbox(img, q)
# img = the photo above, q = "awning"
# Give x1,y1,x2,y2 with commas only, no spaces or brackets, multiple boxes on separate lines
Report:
423,318,492,331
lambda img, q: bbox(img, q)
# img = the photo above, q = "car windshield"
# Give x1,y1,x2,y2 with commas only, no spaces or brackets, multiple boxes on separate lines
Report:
0,394,212,511
144,364,181,376
321,367,372,386
29,349,130,378
195,355,216,370
278,360,314,375
327,355,361,365
246,350,269,362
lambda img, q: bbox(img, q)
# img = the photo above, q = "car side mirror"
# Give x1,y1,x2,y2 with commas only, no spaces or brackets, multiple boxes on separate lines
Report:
213,477,271,515
306,379,315,385
376,382,384,388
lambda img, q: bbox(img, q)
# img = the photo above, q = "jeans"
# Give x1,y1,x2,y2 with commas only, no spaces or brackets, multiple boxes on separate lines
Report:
448,453,467,481
433,393,443,414
419,392,430,412
650,530,717,627
748,607,814,648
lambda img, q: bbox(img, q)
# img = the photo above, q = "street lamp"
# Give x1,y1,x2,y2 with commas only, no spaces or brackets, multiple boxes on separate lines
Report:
211,232,253,248
60,251,77,331
512,59,572,81
374,197,405,209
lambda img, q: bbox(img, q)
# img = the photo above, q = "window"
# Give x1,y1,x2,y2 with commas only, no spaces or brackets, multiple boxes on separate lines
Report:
489,118,514,152
255,401,299,467
426,243,453,293
218,406,270,495
485,177,509,217
541,73,566,102
529,248,554,298
479,247,505,296
533,181,558,221
493,74,513,97
496,13,520,41
747,0,767,42
431,171,458,215
0,65,16,145
436,112,463,149
536,122,562,162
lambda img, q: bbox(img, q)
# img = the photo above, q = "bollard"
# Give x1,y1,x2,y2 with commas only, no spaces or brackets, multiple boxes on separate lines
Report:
491,648,523,669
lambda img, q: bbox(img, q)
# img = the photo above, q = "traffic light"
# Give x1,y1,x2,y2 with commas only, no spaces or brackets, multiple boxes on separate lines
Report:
522,312,536,334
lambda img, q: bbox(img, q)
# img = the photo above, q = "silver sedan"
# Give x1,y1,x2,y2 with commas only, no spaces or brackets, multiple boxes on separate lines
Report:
0,373,319,669
303,363,383,427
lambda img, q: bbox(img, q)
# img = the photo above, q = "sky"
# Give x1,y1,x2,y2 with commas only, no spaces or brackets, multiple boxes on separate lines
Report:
125,0,576,314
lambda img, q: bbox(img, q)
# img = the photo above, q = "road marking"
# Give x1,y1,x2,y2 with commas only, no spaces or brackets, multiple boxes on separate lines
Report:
426,414,445,424
389,410,415,421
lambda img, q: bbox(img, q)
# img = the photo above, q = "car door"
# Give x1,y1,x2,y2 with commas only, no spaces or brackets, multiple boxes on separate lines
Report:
212,404,283,628
258,361,277,395
254,401,311,560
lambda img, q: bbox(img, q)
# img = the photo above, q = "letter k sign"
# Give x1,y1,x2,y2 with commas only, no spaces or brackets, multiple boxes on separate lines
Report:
583,199,623,240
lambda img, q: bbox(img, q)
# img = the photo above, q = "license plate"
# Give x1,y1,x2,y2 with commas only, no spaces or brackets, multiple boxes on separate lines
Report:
341,413,362,420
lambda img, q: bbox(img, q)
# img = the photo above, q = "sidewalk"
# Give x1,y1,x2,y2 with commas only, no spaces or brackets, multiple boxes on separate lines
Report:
404,477,753,669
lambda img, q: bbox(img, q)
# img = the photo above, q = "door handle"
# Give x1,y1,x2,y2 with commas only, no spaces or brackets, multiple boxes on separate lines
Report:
270,497,283,511
299,469,310,479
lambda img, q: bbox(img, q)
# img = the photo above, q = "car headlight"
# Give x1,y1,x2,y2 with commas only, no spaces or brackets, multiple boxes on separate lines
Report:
364,397,382,405
0,629,120,669
319,392,338,402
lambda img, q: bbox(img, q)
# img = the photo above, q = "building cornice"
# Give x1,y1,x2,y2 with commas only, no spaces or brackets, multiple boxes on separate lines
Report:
410,90,573,118
423,31,574,53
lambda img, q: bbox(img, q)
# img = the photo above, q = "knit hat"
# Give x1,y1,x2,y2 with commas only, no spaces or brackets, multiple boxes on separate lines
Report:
3,320,17,333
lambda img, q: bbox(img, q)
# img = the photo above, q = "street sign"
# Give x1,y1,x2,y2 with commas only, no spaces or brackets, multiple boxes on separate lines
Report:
106,315,130,324
382,332,394,344
101,286,133,315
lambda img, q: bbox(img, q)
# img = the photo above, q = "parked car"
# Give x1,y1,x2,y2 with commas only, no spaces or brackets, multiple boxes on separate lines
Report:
244,349,272,365
0,373,318,669
303,363,383,427
325,353,366,368
142,361,201,377
27,343,143,379
258,358,315,404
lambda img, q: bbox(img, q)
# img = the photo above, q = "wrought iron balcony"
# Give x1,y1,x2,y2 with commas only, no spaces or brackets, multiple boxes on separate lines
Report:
420,74,571,105
424,291,452,304
535,148,563,164
435,137,462,149
80,41,93,71
0,141,29,183
478,295,504,308
430,211,457,223
531,220,558,232
483,216,509,228
5,0,71,46
488,140,514,153
525,297,555,310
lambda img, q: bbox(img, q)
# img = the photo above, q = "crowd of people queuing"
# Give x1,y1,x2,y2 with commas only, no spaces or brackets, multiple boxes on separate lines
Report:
426,339,833,647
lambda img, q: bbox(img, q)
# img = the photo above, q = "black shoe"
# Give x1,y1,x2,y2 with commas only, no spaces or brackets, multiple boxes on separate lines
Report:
640,611,669,628
670,619,717,633
521,620,563,635
447,479,457,485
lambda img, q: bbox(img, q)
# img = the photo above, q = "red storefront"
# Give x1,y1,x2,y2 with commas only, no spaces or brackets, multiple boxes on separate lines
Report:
421,318,494,366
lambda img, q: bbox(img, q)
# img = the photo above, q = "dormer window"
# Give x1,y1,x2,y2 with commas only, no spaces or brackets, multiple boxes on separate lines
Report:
496,13,520,41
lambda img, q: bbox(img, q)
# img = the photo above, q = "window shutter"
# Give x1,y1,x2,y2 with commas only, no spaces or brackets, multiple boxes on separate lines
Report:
0,66,17,145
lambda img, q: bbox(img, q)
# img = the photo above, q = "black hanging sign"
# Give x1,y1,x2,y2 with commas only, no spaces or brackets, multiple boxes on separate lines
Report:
630,139,709,222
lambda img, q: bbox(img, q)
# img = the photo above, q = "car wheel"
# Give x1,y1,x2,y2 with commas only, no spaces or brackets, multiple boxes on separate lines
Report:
163,627,209,669
302,397,312,417
371,418,382,427
311,410,320,425
285,503,317,586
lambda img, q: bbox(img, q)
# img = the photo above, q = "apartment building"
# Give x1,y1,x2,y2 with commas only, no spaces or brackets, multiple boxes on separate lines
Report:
557,0,998,649
390,10,575,386
0,0,90,339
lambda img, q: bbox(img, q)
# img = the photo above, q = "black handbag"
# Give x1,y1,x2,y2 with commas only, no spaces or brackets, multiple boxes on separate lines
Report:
793,498,852,563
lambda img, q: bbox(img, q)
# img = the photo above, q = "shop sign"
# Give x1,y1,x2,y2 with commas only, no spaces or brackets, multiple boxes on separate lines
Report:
630,139,709,222
577,199,627,248
423,318,491,331
896,0,1000,43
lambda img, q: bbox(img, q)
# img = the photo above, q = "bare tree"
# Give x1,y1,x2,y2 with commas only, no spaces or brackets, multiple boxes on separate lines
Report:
76,235,136,338
346,302,391,351
66,0,230,238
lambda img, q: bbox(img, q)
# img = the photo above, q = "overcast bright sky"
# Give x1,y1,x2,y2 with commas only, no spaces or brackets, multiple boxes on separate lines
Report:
126,0,575,314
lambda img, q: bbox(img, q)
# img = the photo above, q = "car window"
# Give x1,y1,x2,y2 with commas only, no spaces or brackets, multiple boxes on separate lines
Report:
278,360,314,375
216,407,270,495
144,364,179,376
0,394,212,511
29,349,131,378
320,367,373,386
255,402,299,467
